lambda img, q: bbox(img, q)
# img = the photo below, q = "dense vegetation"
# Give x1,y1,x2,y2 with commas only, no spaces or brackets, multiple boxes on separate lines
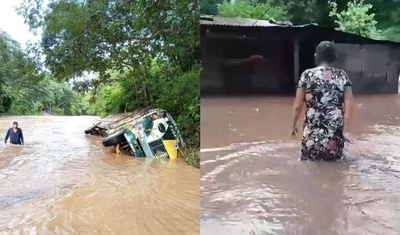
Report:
0,0,200,167
201,0,400,41
0,31,83,115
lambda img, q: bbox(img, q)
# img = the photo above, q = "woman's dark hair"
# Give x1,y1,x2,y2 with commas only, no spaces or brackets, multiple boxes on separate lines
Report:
315,41,337,64
13,121,18,125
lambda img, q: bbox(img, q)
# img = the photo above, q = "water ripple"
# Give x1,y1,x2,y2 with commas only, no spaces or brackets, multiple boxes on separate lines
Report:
201,128,400,235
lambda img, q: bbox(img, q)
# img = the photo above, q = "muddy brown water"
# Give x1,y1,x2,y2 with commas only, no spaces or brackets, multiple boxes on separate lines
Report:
0,116,199,235
201,95,400,235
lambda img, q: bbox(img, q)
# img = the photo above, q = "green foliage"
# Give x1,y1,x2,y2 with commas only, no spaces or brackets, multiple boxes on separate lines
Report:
18,0,199,80
279,0,318,24
85,62,200,147
18,0,201,149
201,0,223,15
202,0,400,39
329,0,378,37
84,81,125,117
4,77,84,116
378,26,400,42
217,0,288,21
181,148,200,168
0,31,42,114
0,29,84,116
150,63,200,147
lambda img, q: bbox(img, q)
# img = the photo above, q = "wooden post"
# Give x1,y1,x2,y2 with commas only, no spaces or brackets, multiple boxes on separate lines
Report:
294,37,300,88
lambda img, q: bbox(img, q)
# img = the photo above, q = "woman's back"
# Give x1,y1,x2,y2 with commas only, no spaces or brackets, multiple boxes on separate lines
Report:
299,66,351,111
292,41,354,161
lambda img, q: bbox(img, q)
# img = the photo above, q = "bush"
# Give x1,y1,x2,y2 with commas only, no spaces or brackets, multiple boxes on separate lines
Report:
217,0,288,22
149,63,200,147
329,0,378,37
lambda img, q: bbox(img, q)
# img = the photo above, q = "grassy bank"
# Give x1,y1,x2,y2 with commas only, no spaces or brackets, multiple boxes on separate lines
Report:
179,147,200,168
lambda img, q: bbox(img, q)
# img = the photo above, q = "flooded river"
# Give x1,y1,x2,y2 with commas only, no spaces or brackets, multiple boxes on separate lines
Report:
201,95,400,235
0,116,199,235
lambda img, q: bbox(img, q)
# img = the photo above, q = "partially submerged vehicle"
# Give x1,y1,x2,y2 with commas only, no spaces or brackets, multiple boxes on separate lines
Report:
85,108,184,159
84,121,108,137
84,107,153,137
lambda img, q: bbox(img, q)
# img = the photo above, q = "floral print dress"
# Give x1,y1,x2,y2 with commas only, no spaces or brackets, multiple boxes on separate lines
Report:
297,66,352,161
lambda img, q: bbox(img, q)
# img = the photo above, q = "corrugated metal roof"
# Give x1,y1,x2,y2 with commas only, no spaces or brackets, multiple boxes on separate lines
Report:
200,15,318,28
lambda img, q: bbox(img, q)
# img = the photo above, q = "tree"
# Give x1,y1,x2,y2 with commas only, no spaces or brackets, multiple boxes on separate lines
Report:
18,0,199,103
200,0,223,15
217,0,288,22
329,0,378,37
280,0,353,25
18,0,200,147
0,31,43,113
279,0,318,24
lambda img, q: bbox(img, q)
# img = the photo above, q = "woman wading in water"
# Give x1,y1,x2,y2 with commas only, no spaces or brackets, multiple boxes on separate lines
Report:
291,41,355,161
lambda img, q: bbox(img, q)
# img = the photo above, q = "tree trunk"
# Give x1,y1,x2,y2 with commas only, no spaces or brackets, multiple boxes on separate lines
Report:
134,83,139,104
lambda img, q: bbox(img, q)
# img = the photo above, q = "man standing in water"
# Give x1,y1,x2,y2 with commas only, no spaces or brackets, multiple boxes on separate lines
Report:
5,121,24,145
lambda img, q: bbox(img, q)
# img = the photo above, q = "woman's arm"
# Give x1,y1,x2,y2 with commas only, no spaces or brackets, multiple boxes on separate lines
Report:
341,70,354,133
292,71,307,131
292,88,305,129
343,87,354,133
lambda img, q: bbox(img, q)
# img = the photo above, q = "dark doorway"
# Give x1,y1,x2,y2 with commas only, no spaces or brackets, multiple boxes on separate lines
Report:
299,39,318,76
276,38,295,95
221,38,295,96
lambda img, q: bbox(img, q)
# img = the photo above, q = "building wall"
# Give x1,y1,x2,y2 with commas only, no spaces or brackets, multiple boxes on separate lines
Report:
200,37,294,95
201,39,224,92
200,25,400,96
333,44,400,94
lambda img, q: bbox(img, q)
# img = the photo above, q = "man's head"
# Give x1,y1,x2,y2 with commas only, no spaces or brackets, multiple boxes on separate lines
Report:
13,121,18,128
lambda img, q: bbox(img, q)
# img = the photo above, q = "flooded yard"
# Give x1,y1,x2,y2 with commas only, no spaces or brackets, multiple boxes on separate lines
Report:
201,95,400,235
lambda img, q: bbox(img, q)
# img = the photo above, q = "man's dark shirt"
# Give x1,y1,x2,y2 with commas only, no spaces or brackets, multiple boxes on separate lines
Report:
5,128,24,145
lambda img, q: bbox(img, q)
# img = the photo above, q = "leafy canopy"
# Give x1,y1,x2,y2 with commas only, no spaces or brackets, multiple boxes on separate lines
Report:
18,0,199,82
217,0,288,22
329,0,378,37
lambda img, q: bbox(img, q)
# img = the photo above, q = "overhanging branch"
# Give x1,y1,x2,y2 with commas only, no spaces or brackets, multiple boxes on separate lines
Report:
110,29,178,43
